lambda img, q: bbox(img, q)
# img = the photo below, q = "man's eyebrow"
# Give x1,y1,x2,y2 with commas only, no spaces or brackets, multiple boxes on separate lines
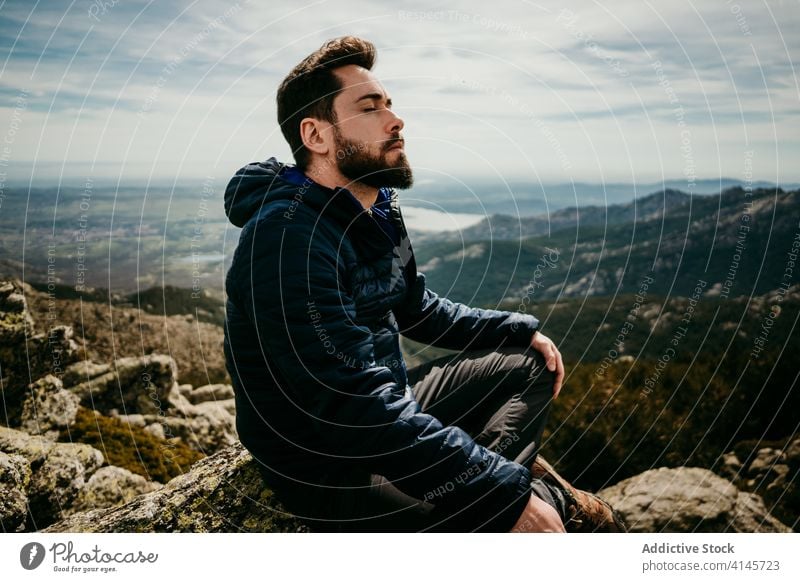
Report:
354,92,392,107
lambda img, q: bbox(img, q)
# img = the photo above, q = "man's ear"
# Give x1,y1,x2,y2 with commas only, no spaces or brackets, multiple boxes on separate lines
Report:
299,117,331,156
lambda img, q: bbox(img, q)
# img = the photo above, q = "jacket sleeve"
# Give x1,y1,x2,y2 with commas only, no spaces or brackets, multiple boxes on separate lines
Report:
394,271,540,350
232,215,533,531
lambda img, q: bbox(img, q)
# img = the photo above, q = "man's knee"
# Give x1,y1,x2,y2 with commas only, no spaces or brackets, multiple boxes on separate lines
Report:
484,345,556,397
501,345,557,394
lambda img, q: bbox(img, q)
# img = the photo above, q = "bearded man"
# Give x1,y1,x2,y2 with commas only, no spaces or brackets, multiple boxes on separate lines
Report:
223,36,624,533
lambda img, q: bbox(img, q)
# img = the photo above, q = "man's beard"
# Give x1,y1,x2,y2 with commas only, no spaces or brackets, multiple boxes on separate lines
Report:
333,127,414,189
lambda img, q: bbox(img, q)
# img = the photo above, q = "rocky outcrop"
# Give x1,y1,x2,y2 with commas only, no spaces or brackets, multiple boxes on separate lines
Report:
61,357,237,454
711,438,799,530
0,280,80,425
44,442,307,533
46,448,791,534
0,451,31,532
0,425,173,530
744,447,791,490
113,385,237,454
0,279,236,531
598,466,791,532
0,425,104,529
63,354,177,416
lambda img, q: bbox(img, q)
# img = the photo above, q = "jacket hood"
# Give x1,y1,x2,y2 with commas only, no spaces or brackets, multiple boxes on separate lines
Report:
224,157,291,228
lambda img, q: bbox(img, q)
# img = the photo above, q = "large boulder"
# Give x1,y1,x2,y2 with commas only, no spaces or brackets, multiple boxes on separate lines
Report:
61,360,111,387
0,451,31,532
19,375,80,440
65,354,177,416
187,383,235,404
599,466,791,532
66,466,162,516
44,442,307,533
0,425,104,529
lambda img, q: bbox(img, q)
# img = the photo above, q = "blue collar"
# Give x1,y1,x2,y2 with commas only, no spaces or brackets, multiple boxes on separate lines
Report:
281,164,392,217
280,164,398,244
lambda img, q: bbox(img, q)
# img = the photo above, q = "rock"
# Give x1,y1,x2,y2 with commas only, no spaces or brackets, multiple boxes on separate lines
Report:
148,406,236,454
748,448,786,475
0,426,104,529
19,375,81,440
111,384,235,454
176,384,194,397
0,280,34,343
188,383,235,404
67,466,162,516
44,442,308,533
61,360,111,388
598,466,790,532
143,423,166,440
0,289,28,314
718,452,742,481
766,465,790,491
67,354,177,416
219,399,236,417
166,387,194,412
0,451,31,532
784,438,800,465
116,414,146,428
140,390,237,454
730,492,792,533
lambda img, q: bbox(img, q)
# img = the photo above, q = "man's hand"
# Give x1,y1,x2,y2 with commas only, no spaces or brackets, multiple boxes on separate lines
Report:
531,331,565,398
510,493,566,532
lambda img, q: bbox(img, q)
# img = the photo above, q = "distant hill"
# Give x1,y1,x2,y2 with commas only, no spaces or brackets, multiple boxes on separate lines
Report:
403,177,797,216
412,186,799,305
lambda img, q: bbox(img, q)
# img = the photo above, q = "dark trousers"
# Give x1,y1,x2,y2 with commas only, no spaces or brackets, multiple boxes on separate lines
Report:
273,345,562,532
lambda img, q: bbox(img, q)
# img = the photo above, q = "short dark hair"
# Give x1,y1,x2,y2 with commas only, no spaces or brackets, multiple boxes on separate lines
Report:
276,36,377,171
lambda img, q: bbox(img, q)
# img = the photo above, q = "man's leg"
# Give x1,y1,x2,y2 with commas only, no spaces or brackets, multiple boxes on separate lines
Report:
407,344,556,468
407,344,569,524
273,345,560,532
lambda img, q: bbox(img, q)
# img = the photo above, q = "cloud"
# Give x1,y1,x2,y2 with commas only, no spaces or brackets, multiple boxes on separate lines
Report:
0,0,797,184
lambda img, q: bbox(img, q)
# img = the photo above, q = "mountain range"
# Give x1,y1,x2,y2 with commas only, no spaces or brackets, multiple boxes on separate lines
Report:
410,186,798,305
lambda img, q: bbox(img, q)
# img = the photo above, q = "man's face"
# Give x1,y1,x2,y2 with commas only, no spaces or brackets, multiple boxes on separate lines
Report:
329,65,413,189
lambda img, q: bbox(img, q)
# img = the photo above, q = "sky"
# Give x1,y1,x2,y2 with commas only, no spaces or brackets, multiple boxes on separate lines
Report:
0,0,798,188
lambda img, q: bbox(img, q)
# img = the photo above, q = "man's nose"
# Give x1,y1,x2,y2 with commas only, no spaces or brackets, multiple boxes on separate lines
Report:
387,110,404,133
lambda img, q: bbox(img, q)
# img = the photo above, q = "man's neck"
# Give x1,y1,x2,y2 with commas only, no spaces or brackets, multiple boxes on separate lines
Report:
306,161,378,210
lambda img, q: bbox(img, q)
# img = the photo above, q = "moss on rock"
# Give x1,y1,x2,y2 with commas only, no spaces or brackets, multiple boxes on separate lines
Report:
60,407,204,484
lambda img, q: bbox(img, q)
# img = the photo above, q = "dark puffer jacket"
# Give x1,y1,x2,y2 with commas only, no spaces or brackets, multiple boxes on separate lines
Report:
223,157,541,531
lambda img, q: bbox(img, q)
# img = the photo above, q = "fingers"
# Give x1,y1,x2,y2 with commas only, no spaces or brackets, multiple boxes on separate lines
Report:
553,348,564,399
545,344,557,372
531,331,565,398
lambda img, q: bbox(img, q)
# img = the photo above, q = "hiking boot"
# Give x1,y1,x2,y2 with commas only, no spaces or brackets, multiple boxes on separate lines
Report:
531,456,627,533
